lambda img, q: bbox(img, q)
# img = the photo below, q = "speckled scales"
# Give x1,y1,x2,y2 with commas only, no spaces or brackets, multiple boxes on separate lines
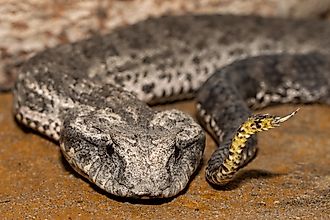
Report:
13,14,330,198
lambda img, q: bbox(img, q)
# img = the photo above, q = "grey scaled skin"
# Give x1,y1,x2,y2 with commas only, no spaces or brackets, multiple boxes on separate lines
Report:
61,98,204,198
13,14,330,198
197,53,330,185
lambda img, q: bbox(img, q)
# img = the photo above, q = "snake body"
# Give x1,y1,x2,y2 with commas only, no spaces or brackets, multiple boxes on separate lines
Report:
13,14,330,198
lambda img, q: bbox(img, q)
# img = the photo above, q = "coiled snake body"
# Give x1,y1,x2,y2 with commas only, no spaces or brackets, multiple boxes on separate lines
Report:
13,14,330,198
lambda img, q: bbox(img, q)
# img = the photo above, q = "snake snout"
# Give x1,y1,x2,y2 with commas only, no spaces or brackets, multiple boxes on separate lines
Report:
129,181,169,198
119,171,173,198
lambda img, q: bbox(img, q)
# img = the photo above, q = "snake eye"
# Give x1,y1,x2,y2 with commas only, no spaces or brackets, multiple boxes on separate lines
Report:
174,145,181,160
106,143,114,156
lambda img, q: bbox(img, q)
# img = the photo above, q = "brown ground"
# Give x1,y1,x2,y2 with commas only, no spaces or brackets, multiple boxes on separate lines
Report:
0,93,329,219
1,1,330,219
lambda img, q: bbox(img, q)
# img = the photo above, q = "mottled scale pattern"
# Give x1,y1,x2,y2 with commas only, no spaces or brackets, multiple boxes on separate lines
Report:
198,53,330,184
13,14,330,198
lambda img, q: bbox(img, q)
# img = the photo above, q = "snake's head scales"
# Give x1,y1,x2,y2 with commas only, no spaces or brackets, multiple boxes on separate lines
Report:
59,108,205,199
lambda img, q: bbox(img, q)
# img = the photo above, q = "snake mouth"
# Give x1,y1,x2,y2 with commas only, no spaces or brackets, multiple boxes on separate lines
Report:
123,186,173,199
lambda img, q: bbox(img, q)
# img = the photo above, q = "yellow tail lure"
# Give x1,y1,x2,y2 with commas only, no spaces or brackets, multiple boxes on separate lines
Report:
209,108,299,185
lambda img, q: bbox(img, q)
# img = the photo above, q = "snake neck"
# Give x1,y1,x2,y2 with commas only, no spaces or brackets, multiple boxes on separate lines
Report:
207,109,299,185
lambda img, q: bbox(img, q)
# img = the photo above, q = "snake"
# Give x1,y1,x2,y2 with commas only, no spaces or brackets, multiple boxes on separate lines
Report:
13,14,330,199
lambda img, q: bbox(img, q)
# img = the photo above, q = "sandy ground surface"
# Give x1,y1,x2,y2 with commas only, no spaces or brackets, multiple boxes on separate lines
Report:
0,93,329,219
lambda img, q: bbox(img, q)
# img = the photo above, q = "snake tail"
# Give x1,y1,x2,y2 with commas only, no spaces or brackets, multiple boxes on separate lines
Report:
206,109,299,185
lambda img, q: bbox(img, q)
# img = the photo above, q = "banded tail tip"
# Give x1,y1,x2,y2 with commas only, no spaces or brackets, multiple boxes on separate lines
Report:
206,108,300,186
273,108,300,126
244,108,300,133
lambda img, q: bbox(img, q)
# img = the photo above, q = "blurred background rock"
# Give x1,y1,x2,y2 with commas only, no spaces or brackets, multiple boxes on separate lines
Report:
1,0,330,90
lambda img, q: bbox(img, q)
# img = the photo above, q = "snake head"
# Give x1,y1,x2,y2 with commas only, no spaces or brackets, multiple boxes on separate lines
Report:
60,108,204,199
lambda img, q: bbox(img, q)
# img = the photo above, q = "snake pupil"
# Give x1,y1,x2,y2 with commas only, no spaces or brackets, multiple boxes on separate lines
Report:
106,144,114,156
174,146,181,160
